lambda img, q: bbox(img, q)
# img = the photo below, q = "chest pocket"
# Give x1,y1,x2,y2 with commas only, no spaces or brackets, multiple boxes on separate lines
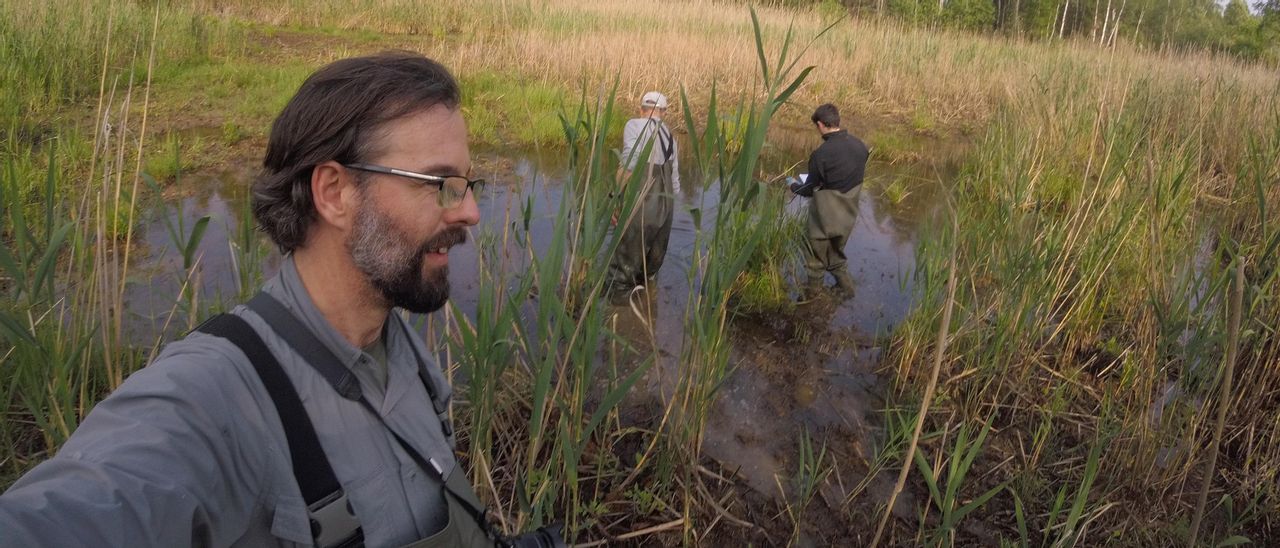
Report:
399,469,492,548
267,495,313,546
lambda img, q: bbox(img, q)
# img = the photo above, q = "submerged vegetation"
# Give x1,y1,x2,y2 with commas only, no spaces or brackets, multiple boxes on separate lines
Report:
3,0,1279,545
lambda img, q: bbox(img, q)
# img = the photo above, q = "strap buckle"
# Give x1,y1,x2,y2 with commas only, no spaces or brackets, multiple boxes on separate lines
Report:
308,489,362,548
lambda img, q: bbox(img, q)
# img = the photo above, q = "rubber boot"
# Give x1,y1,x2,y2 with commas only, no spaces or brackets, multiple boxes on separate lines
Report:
833,270,856,297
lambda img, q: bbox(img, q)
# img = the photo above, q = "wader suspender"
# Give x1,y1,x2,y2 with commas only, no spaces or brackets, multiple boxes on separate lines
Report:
196,313,364,548
654,120,674,163
197,292,500,548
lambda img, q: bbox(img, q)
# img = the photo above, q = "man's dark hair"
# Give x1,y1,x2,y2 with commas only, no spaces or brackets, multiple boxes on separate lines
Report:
252,51,461,252
811,103,840,128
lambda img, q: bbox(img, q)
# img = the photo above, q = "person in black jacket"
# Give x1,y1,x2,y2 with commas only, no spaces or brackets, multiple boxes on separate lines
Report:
789,103,869,299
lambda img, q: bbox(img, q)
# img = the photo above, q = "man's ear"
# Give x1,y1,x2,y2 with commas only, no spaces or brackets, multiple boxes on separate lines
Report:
311,161,359,231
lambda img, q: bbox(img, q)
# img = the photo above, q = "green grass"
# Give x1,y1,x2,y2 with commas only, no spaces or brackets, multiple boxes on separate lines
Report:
881,51,1280,544
878,175,913,205
152,59,315,123
143,133,212,181
193,0,530,37
867,127,927,164
731,186,805,315
460,71,570,148
0,2,241,132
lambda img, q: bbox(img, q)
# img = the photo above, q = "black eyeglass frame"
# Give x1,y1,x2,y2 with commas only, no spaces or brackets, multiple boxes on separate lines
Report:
343,162,485,208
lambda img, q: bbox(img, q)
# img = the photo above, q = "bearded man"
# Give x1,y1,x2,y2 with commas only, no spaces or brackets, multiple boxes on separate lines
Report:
0,52,560,548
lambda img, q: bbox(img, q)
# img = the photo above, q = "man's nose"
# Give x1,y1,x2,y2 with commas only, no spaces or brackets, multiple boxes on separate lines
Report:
444,188,481,227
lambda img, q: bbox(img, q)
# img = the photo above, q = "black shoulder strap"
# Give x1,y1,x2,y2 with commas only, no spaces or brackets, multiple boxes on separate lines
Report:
393,316,454,438
658,123,674,163
247,292,364,401
251,292,456,438
196,314,343,506
197,313,363,548
243,292,500,542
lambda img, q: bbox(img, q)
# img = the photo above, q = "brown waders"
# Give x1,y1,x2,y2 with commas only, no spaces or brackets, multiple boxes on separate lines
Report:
607,161,675,296
805,185,860,295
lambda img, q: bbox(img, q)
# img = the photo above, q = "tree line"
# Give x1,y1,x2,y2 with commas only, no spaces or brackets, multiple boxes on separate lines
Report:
781,0,1280,63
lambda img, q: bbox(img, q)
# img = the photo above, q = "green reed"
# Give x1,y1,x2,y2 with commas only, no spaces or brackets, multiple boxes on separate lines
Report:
446,12,839,539
0,4,201,485
448,84,658,538
669,4,831,463
731,186,805,315
882,53,1280,544
11,0,1278,543
781,428,833,544
0,1,238,139
0,148,85,466
912,418,1005,547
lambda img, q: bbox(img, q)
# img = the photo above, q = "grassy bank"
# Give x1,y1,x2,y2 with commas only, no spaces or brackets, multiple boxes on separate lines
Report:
10,0,1276,164
883,54,1280,545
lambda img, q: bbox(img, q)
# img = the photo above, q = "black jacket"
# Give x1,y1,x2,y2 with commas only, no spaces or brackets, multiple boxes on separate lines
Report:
791,129,869,197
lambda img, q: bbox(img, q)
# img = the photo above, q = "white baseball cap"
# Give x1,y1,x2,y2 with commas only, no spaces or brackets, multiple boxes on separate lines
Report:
640,91,668,109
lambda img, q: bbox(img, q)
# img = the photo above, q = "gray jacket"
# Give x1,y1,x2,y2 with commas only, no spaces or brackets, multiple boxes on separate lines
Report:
0,256,458,547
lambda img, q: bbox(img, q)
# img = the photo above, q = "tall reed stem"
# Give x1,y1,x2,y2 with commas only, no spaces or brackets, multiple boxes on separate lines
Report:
872,214,959,548
1187,259,1246,547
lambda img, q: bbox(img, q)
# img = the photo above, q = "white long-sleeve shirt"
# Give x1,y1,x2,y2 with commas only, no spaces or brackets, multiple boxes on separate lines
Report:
620,117,680,190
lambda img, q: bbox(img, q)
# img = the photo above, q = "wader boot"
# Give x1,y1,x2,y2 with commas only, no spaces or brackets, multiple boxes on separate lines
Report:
833,269,856,297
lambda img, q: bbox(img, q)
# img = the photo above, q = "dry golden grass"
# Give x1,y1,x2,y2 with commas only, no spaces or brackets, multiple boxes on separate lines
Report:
187,0,1277,141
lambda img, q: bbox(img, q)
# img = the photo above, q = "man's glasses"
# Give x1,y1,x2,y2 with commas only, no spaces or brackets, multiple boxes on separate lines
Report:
344,163,485,209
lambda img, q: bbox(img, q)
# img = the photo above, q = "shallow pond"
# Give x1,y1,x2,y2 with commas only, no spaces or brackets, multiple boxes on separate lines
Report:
126,136,954,503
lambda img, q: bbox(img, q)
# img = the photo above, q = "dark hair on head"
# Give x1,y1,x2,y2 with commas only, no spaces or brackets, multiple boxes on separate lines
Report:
811,103,840,128
252,51,461,252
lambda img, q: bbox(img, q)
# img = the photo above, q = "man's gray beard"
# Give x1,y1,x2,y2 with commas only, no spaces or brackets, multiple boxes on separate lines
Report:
347,198,454,314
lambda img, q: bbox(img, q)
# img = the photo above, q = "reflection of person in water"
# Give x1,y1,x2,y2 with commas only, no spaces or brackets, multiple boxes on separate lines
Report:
606,91,679,304
789,103,870,299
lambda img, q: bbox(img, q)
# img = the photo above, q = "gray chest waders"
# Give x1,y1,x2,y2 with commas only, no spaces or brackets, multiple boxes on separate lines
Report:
196,292,497,547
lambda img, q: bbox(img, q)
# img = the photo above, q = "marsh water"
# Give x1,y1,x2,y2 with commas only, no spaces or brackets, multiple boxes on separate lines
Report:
125,133,954,503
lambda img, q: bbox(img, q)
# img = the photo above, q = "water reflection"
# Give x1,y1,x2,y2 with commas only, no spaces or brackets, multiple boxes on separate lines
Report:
125,167,279,344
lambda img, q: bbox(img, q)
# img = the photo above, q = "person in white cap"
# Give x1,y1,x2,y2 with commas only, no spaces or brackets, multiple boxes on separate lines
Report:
606,90,680,303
